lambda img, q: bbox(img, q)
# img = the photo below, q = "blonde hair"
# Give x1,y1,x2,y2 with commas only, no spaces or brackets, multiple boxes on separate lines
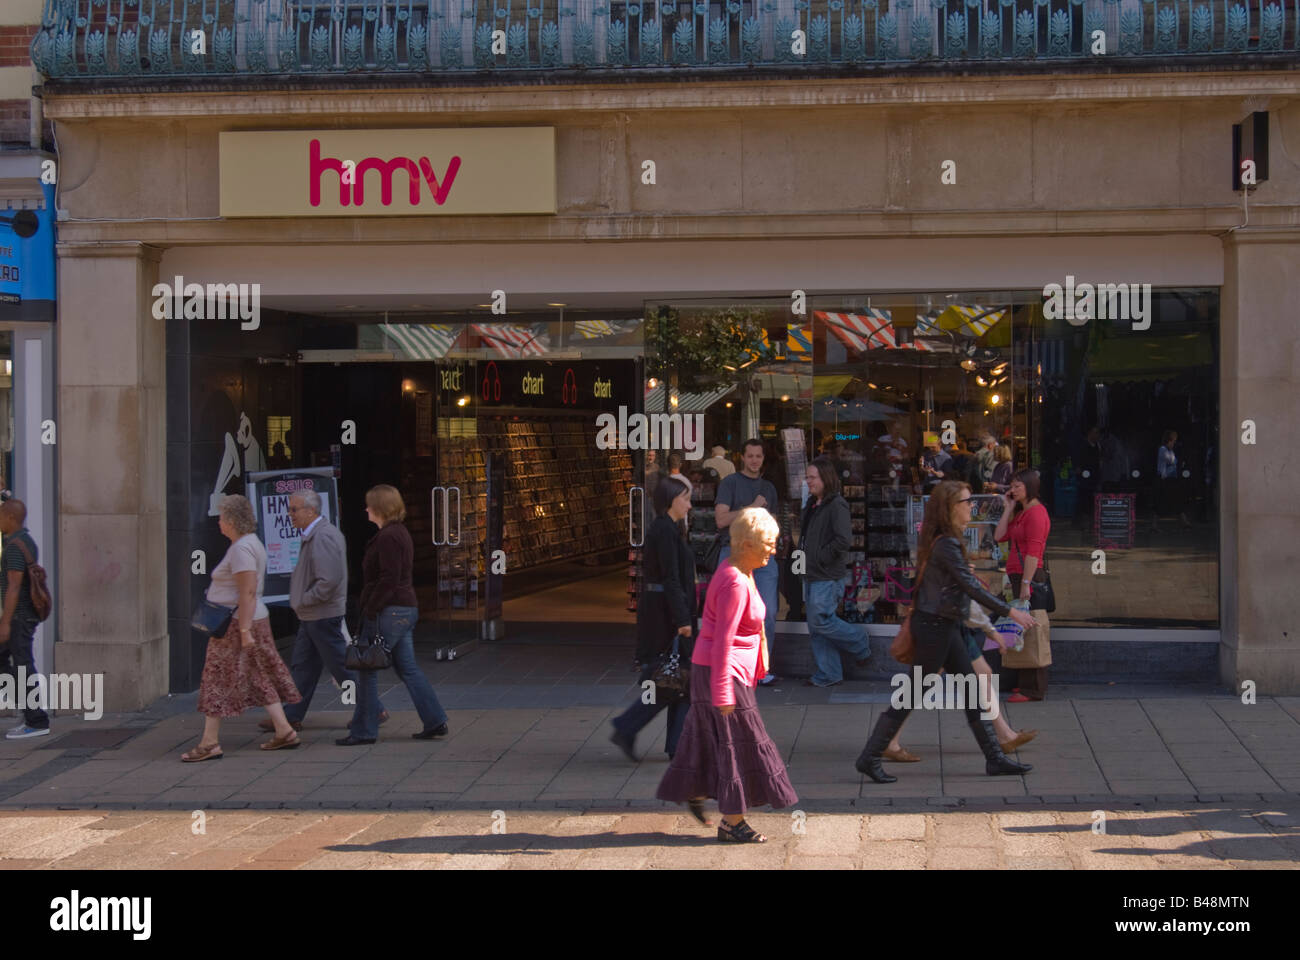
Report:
995,444,1012,463
219,494,257,535
729,507,779,553
365,484,407,523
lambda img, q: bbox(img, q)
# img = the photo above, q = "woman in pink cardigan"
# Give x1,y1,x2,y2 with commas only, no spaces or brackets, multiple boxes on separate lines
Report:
657,508,798,842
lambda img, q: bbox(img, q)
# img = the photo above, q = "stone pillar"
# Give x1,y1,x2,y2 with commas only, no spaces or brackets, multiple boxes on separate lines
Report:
1220,229,1300,696
55,242,169,712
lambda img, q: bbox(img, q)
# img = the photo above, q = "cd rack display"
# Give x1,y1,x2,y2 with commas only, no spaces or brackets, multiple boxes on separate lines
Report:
480,418,633,572
433,442,486,610
862,484,912,623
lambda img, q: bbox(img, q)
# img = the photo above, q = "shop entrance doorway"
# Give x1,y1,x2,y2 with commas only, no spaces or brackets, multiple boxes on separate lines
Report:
298,321,646,652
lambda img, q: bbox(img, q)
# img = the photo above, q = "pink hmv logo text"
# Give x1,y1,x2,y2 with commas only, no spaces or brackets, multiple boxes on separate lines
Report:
309,139,462,207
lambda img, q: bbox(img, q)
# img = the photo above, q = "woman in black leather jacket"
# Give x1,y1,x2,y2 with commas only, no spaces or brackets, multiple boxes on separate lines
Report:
855,481,1037,783
610,477,697,763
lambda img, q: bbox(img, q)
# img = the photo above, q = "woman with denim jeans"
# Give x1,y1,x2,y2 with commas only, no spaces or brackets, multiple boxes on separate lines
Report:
337,484,449,746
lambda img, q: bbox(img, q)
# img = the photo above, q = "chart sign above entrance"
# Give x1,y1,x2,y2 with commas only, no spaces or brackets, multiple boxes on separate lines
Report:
218,128,556,217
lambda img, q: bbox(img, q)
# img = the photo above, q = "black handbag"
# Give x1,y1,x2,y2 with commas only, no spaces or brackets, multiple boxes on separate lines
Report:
191,598,235,639
702,532,725,574
345,620,392,671
1013,540,1056,614
651,634,690,698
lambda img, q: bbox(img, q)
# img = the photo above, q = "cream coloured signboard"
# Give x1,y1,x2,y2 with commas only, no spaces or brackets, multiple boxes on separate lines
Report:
219,128,556,217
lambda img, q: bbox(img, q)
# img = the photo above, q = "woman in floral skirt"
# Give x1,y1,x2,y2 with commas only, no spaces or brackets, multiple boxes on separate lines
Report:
181,494,302,761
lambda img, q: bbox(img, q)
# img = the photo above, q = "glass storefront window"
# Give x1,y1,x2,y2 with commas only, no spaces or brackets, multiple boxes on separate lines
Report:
650,290,1220,633
811,296,1017,625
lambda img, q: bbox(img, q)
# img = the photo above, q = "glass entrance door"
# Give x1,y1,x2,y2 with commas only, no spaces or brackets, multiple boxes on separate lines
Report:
430,356,483,649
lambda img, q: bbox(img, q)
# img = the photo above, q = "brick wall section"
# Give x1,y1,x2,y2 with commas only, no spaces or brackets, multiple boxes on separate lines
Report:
0,25,38,68
0,100,30,146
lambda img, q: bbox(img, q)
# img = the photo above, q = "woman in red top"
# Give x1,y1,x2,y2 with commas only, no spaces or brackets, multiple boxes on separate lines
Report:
994,468,1052,702
656,508,798,843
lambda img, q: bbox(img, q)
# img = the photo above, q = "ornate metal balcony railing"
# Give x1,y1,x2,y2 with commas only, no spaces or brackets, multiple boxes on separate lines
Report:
32,0,1300,78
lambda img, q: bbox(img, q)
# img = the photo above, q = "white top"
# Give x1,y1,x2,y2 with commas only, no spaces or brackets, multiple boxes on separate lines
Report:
1156,445,1178,479
701,455,735,478
207,533,269,621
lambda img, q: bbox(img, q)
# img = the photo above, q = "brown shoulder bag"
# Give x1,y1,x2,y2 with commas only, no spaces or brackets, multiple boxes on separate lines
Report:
888,553,929,666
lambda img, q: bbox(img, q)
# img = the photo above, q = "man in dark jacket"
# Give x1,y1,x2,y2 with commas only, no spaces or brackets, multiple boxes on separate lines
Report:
260,489,384,734
800,458,871,687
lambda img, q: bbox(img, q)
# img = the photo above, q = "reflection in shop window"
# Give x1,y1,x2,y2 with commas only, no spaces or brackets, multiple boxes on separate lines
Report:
811,298,1016,625
265,415,293,468
649,292,1217,634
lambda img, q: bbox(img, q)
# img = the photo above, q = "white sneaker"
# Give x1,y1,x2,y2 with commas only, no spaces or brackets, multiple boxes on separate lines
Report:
5,725,50,740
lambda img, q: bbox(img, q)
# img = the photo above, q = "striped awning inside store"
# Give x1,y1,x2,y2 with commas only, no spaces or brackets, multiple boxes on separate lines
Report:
815,311,934,352
472,323,550,358
935,304,1008,338
379,323,461,359
643,382,736,413
571,318,639,340
767,323,812,360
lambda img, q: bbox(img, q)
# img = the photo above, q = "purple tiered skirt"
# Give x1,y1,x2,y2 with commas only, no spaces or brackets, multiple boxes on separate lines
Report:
656,663,799,815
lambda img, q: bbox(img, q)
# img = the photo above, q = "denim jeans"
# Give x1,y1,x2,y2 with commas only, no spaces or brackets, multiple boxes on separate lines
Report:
1,613,47,728
805,576,870,686
285,616,384,733
719,544,779,657
351,606,447,740
612,662,689,757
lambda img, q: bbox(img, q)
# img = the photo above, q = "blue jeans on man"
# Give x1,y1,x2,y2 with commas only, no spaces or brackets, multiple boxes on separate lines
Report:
719,544,778,655
805,576,871,686
285,615,383,738
352,606,447,740
2,613,47,729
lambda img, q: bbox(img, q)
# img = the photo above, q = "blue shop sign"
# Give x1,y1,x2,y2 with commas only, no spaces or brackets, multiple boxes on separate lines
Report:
0,183,55,303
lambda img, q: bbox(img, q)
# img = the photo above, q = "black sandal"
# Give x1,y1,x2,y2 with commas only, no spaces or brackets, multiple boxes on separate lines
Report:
717,819,766,843
687,798,713,827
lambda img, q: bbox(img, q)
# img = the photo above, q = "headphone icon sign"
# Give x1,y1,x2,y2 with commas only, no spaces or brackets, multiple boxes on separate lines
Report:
481,361,501,402
562,368,578,405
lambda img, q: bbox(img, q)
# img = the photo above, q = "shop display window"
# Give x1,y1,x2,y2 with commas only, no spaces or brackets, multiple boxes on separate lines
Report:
650,290,1219,631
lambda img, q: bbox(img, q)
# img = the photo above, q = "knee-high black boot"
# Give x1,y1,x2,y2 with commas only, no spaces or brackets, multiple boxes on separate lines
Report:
969,719,1032,775
855,712,907,783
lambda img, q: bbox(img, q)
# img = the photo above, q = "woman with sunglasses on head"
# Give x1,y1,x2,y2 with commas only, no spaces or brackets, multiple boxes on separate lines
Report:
855,482,1036,784
993,468,1052,702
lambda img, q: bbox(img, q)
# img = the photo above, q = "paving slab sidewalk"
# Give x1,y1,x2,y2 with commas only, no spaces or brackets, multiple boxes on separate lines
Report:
4,802,1299,870
0,676,1296,812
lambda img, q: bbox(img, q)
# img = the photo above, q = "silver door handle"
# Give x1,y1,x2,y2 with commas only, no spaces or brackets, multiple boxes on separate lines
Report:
629,486,645,547
447,486,462,546
431,486,449,545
